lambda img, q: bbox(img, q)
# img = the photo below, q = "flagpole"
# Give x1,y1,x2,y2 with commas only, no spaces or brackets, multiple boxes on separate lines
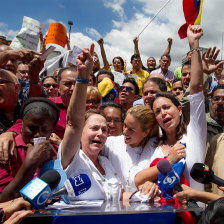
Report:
137,0,172,37
221,32,223,60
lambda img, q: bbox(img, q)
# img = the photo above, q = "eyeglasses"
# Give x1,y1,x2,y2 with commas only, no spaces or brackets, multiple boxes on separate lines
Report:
0,79,14,85
106,118,122,125
211,96,224,103
18,70,29,74
119,86,133,92
43,83,58,88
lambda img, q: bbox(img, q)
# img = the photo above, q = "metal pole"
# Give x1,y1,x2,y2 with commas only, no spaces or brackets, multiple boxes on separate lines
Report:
137,0,172,37
221,32,223,60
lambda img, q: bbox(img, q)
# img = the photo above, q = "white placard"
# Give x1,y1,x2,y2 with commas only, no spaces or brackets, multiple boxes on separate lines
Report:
67,45,82,66
10,16,43,50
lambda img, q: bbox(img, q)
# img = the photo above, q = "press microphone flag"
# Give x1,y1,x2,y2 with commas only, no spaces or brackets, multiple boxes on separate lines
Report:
20,170,61,209
53,173,91,198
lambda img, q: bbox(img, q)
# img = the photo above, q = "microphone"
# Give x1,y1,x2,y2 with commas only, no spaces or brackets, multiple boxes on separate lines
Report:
20,170,61,209
157,159,199,208
52,174,91,198
190,163,224,186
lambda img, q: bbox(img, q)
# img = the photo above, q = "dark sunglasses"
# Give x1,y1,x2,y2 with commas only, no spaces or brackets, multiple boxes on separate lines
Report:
43,83,58,88
18,70,29,74
119,86,133,92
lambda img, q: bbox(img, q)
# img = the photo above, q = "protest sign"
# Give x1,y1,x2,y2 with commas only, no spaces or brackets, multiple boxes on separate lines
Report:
67,45,82,66
45,22,67,48
10,16,42,50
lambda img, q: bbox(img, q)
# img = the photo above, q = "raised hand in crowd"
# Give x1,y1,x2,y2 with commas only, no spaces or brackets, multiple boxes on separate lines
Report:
163,37,173,55
202,46,224,75
66,36,71,50
0,132,17,164
97,37,110,70
133,36,140,55
0,49,40,67
39,31,46,53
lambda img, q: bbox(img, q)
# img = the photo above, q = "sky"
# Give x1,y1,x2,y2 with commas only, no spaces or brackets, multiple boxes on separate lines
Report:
1,0,224,71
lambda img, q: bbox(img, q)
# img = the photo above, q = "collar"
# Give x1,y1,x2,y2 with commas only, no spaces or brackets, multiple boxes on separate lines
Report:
130,68,144,74
49,96,65,106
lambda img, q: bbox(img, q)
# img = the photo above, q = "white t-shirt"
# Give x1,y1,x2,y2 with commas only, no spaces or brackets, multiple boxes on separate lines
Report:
103,135,150,192
58,146,122,202
130,91,206,191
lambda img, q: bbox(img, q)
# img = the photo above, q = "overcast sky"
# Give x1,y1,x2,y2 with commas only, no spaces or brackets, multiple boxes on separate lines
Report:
1,0,224,70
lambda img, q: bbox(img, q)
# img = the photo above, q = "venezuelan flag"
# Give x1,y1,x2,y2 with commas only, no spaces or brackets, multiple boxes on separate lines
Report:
178,0,204,39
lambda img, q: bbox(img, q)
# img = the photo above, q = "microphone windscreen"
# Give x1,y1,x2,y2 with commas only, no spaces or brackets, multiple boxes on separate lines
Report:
40,170,61,190
190,163,213,184
157,159,172,175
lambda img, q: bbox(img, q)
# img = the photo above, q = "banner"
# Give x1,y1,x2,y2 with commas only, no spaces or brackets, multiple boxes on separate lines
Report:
178,0,204,39
10,16,43,50
45,22,67,48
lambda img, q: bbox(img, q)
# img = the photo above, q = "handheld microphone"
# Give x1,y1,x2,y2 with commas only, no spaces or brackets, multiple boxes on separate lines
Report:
20,170,61,209
157,159,199,208
190,163,224,186
52,174,91,198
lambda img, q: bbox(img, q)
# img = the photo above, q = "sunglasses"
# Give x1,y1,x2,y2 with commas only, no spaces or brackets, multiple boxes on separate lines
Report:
43,83,58,88
119,86,133,92
18,70,29,74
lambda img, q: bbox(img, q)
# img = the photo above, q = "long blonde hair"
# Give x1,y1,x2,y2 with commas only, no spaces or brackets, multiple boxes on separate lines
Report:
127,105,158,147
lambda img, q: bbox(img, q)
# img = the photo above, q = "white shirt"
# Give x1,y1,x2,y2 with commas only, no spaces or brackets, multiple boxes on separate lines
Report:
103,135,147,192
58,146,122,202
131,91,206,191
150,68,175,81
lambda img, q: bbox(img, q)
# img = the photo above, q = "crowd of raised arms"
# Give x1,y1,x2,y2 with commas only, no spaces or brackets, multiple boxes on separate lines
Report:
0,24,224,224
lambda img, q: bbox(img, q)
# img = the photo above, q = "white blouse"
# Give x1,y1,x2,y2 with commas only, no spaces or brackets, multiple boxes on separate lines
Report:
58,145,122,202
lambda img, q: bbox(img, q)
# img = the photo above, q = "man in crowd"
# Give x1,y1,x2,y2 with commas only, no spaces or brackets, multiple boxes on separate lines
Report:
127,54,149,96
119,77,139,111
0,69,20,134
100,102,125,136
150,54,175,81
16,62,29,81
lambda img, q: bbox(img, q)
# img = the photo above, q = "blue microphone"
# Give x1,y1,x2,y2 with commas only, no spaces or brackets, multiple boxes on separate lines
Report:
20,170,61,209
52,174,91,198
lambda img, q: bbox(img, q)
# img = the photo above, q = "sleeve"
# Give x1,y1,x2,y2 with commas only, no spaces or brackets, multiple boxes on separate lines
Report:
7,119,22,134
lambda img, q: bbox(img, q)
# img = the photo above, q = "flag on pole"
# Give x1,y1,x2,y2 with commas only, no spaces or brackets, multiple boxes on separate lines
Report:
178,0,204,39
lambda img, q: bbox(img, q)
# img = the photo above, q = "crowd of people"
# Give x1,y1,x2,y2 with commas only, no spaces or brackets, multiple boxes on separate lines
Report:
0,24,224,223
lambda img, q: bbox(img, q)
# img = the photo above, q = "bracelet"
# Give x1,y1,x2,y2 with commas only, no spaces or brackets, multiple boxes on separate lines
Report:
188,48,200,55
75,77,89,84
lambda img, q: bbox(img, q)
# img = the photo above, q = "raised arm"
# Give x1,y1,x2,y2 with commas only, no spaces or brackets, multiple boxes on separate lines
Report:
133,37,140,55
163,37,173,55
187,25,204,95
97,38,110,70
61,44,94,169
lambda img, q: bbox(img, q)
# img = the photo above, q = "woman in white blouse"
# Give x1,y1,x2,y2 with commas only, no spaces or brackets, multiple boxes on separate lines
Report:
59,44,158,201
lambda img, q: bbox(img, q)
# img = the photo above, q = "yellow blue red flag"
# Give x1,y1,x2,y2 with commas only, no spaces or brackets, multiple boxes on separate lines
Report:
178,0,204,39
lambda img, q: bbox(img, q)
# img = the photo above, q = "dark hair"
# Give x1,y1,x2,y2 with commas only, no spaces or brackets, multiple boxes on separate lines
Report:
151,92,187,144
182,60,191,70
96,69,114,82
211,84,224,98
20,97,59,125
99,102,126,122
57,67,77,84
41,75,57,84
131,54,141,62
172,78,183,86
161,54,171,62
143,77,167,93
113,56,124,70
199,197,224,224
122,77,140,95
